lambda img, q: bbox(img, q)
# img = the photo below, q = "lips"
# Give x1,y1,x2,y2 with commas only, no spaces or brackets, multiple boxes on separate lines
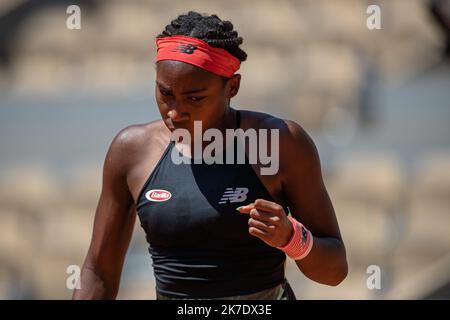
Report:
165,117,192,131
168,110,190,122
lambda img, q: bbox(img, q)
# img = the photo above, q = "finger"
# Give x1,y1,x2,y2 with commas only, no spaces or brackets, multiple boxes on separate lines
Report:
236,203,255,214
248,217,275,231
248,226,270,241
249,208,281,224
254,199,284,217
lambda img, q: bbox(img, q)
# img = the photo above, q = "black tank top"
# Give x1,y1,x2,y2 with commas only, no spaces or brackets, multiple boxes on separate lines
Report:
136,110,288,298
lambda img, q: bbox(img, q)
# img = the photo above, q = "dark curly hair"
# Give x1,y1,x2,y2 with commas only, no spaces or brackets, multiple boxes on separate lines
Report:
157,11,247,62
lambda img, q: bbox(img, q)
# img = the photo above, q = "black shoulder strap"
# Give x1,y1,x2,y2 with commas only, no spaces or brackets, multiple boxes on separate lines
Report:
235,110,241,129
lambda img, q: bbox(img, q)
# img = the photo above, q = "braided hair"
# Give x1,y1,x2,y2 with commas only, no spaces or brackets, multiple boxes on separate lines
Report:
157,11,247,62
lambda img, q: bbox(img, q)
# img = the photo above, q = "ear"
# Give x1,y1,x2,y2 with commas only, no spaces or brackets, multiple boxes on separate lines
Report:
227,74,241,98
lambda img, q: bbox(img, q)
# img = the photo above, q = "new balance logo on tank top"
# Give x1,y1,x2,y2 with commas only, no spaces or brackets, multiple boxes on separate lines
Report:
218,187,248,204
136,110,289,299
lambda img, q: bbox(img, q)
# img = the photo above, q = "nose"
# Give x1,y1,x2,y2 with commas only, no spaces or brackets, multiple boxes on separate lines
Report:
168,109,190,122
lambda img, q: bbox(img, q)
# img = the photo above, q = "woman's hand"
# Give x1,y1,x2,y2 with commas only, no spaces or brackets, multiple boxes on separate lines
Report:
237,198,293,248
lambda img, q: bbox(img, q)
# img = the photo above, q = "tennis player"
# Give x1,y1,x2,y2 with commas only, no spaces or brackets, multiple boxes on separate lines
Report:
72,11,347,300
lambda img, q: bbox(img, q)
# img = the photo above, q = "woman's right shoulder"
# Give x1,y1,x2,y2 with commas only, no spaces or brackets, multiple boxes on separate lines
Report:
110,119,166,152
105,119,167,169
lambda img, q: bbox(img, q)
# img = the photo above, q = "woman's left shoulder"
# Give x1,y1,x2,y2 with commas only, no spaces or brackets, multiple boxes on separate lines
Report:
240,109,321,180
240,109,316,150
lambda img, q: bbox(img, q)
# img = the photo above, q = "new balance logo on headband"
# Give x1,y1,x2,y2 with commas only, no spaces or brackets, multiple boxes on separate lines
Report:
156,35,241,77
172,43,197,54
218,187,248,204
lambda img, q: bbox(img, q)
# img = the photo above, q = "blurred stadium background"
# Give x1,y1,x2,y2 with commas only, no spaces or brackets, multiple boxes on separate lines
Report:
0,0,449,299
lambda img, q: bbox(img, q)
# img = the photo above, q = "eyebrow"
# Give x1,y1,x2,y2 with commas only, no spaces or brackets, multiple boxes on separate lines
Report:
156,81,207,95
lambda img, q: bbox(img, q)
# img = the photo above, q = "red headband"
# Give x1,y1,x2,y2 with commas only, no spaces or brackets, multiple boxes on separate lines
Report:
155,35,241,78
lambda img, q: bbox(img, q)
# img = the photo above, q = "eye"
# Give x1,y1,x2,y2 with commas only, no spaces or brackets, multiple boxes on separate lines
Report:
188,96,205,102
159,88,172,96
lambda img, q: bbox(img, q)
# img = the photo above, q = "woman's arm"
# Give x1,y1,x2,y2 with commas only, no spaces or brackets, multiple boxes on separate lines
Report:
280,120,348,286
72,129,137,299
241,117,347,286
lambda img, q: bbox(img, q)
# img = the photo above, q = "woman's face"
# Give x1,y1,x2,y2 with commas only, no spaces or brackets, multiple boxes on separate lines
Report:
155,60,240,135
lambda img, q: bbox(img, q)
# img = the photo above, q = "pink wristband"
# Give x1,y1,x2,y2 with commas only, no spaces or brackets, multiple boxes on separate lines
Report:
277,216,314,260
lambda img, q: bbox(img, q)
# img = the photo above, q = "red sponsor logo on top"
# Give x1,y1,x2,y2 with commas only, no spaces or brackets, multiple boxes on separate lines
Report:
145,189,172,202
